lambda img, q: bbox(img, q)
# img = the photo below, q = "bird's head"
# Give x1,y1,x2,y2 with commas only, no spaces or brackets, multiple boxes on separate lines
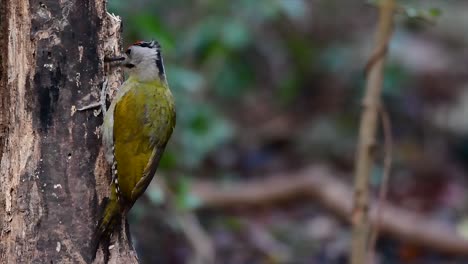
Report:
106,40,165,82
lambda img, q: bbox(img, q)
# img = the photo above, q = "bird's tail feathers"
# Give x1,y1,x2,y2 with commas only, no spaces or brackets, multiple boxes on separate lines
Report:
92,196,121,261
97,197,121,239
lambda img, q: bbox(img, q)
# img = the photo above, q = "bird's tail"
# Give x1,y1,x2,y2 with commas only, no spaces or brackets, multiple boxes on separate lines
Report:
97,196,121,240
92,192,121,261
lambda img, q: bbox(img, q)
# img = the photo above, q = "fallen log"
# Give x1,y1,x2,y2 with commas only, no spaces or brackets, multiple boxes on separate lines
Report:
191,165,468,255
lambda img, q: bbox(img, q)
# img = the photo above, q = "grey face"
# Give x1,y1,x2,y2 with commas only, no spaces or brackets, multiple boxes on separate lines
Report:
122,45,153,68
124,41,164,78
105,40,165,81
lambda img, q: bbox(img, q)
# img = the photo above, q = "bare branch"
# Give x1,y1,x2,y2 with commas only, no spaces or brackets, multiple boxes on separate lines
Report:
191,165,468,256
368,107,393,262
351,0,396,263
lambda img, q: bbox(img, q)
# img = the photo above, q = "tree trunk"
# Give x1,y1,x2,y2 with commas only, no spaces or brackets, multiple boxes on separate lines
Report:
0,0,137,263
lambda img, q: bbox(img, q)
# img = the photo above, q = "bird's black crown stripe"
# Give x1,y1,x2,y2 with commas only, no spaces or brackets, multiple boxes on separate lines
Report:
134,40,165,76
156,50,165,76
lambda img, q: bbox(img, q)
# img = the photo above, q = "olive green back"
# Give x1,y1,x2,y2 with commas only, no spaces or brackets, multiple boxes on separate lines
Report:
113,78,175,202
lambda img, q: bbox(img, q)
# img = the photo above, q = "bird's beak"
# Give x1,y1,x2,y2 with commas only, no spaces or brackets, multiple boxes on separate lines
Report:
104,56,126,63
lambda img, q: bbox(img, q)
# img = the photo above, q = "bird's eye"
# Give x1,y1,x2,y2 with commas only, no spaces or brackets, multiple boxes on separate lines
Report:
124,63,135,68
125,48,131,55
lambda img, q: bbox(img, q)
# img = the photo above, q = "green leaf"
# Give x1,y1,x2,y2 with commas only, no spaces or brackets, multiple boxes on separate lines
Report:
174,176,203,210
129,13,175,50
221,20,250,49
428,8,442,18
401,5,442,24
159,151,178,170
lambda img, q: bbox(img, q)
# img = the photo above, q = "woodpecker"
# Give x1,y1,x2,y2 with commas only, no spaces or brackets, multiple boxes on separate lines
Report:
97,40,176,239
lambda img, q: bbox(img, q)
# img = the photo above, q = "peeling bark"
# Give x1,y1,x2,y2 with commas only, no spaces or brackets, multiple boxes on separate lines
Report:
0,0,136,263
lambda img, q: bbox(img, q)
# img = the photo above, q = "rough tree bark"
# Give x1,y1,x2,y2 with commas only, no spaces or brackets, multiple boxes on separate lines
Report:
0,0,137,263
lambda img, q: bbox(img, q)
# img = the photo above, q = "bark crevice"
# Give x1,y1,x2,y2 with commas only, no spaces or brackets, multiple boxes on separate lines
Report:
0,1,135,263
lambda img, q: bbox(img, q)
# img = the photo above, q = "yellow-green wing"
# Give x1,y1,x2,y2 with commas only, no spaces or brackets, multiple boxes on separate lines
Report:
131,83,176,200
113,81,175,204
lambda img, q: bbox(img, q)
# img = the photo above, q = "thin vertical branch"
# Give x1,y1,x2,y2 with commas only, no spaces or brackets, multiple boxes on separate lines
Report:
350,1,396,264
368,107,393,262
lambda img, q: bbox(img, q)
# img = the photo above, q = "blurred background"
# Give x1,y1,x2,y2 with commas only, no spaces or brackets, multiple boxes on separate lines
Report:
109,0,468,263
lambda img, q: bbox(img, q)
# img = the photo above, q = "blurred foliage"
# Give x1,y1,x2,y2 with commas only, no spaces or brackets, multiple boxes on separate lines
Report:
108,0,314,174
107,0,468,263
